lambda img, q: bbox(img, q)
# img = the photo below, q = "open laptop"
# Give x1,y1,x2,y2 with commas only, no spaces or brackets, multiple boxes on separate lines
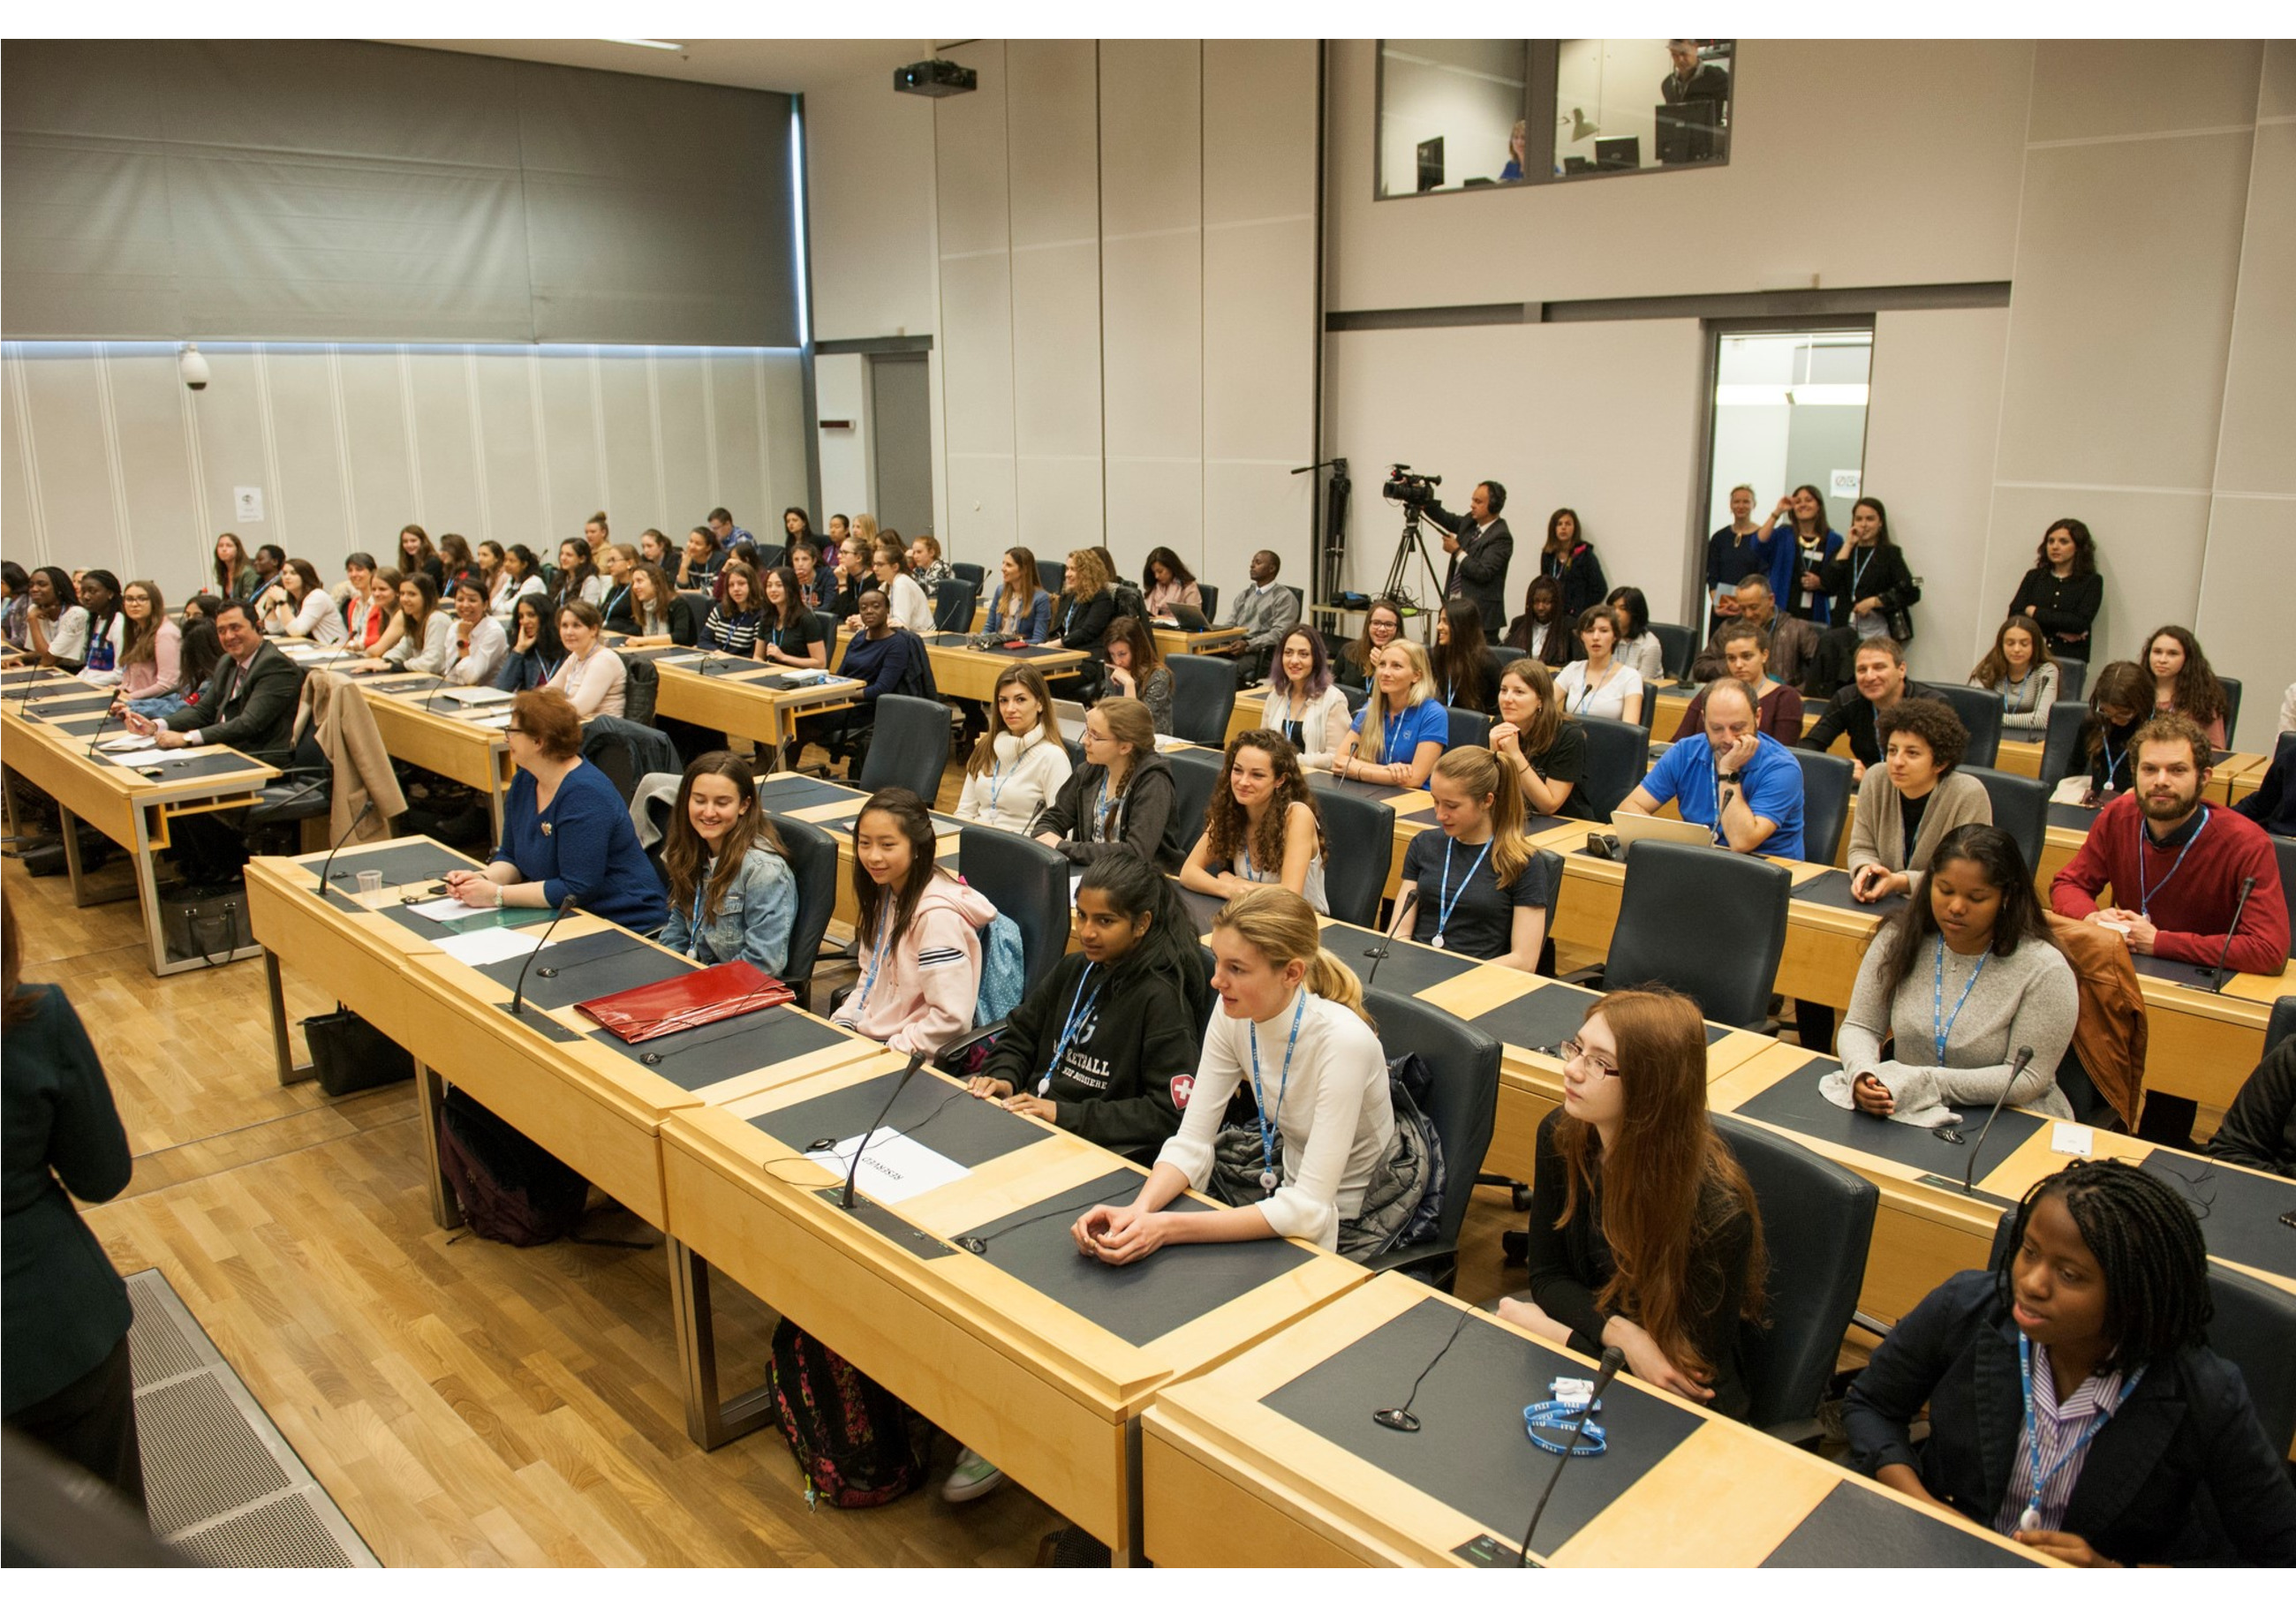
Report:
1608,811,1719,851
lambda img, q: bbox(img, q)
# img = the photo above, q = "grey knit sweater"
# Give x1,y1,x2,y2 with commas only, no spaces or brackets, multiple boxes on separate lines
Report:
1836,926,2080,1121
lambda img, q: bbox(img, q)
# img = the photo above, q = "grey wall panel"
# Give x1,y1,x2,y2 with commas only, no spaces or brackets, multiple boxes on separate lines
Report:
0,145,184,337
405,350,482,541
705,350,766,532
1100,42,1203,237
597,351,664,534
1986,483,2213,671
1105,459,1204,577
934,43,1012,260
1205,41,1318,227
946,454,1020,558
1010,243,1105,461
2214,119,2296,498
1993,132,2253,490
653,353,714,551
1005,41,1100,250
184,348,271,550
1,350,44,567
760,351,812,530
106,349,201,582
472,351,545,554
1203,219,1317,466
1102,233,1204,459
1016,458,1106,563
336,349,416,557
2028,41,2266,143
2263,40,2296,119
21,345,123,577
533,350,598,547
937,254,1018,460
2195,495,2296,751
262,350,348,554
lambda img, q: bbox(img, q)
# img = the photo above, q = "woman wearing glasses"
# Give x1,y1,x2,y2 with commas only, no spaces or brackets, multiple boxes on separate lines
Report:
1495,987,1769,1420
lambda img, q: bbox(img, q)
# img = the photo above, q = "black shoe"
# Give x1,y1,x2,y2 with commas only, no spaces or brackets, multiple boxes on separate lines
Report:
1501,1229,1529,1267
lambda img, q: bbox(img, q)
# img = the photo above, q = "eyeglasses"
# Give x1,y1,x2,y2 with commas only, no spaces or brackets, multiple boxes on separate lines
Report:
1560,1037,1620,1078
504,724,527,737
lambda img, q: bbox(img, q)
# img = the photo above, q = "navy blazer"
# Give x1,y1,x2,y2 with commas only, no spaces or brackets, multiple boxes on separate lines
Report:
1842,1270,2296,1566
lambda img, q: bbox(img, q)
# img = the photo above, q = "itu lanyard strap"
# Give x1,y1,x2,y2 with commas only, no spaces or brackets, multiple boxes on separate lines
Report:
850,920,896,1018
1932,939,1990,1063
2014,1335,2143,1532
1381,708,1409,766
1432,837,1493,948
2098,730,2127,790
2134,807,2209,918
684,863,713,957
1245,991,1308,1195
1042,963,1105,1095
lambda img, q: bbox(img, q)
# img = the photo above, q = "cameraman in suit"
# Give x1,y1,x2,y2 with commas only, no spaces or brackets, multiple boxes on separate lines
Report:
122,599,302,885
1424,479,1514,640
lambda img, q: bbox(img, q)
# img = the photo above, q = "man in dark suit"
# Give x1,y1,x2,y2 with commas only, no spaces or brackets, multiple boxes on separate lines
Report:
1425,479,1514,640
122,599,302,883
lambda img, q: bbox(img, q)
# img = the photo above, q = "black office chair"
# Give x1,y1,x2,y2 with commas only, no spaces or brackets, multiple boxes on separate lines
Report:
1445,706,1491,751
2039,699,2091,786
1280,584,1303,613
1363,990,1500,1292
2218,675,2242,741
957,826,1071,995
1649,622,1698,682
1921,683,2004,771
1317,789,1395,929
1038,559,1066,597
951,561,985,591
854,693,952,803
764,812,839,1010
931,577,979,633
813,608,840,651
1985,1209,2296,1455
1575,713,1648,821
756,543,787,573
244,729,335,852
2053,656,2087,700
1966,765,2049,879
2275,834,2296,960
1713,1113,1878,1444
670,591,710,647
1062,736,1085,772
1605,841,1791,1030
1791,749,1855,867
1166,653,1238,747
2266,994,2294,1057
1341,682,1370,716
1196,582,1219,624
622,658,659,726
1166,747,1226,854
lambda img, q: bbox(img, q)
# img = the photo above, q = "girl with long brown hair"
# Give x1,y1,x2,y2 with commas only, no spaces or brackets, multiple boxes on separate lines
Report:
830,788,1000,1056
2142,624,2229,748
954,664,1071,832
1490,657,1592,819
1968,615,2058,737
657,753,798,974
1497,987,1768,1419
986,546,1051,643
1394,745,1549,967
1182,729,1327,912
2079,660,2149,801
1338,595,1406,691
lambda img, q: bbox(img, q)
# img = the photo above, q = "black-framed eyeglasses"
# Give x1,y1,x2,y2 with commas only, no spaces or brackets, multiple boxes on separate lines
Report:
1560,1037,1620,1077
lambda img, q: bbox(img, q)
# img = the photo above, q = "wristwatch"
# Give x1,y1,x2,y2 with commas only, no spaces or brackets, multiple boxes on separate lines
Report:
1717,771,1740,784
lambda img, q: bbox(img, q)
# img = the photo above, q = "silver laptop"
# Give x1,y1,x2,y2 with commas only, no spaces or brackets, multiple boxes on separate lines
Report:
1609,811,1720,851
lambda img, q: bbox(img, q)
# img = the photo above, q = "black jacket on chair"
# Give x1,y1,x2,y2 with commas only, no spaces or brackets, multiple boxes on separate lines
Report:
163,641,301,766
1426,505,1514,640
1842,1270,2296,1566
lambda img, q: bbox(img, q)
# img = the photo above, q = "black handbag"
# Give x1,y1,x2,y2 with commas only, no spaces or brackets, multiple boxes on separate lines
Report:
302,1007,414,1096
159,885,253,965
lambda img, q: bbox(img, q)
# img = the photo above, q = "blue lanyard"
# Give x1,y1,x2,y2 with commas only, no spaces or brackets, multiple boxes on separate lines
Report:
1091,777,1122,841
850,920,896,1018
2134,807,2208,918
1245,991,1308,1194
1432,837,1493,947
1042,963,1105,1095
1849,546,1875,598
2098,729,2127,789
605,584,630,618
1380,706,1409,765
684,867,711,957
1932,939,1990,1063
2014,1335,2143,1531
536,653,563,683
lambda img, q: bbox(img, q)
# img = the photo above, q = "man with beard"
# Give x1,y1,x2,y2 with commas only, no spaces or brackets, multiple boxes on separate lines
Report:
2051,713,2287,977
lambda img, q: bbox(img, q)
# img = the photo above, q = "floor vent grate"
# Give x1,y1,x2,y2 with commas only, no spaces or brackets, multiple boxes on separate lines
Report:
125,1268,378,1567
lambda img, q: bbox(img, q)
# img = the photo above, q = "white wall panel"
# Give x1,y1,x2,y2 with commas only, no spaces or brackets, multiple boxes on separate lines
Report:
2194,495,2296,751
598,350,662,533
813,353,872,526
759,351,812,528
652,352,714,552
406,349,480,543
336,349,416,555
107,348,201,582
21,345,123,576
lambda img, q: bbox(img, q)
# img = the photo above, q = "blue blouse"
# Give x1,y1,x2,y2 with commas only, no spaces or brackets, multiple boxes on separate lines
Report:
986,585,1054,645
1350,698,1450,788
493,760,670,932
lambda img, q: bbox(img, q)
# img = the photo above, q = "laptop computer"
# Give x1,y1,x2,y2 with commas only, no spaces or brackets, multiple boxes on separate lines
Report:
1609,811,1719,851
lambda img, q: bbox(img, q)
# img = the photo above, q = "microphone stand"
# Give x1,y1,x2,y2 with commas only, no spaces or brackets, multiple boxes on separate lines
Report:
82,705,117,760
508,894,579,1016
842,1049,928,1211
313,798,379,898
1961,1045,2035,1195
1362,888,1421,994
1518,1345,1625,1566
2182,875,2256,994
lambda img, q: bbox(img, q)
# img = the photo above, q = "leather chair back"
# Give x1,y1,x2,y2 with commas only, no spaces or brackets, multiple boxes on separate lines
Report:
1196,582,1219,623
1791,748,1855,867
764,812,840,1004
2040,699,2090,785
1317,788,1395,928
1166,747,1226,854
2052,655,2087,700
957,826,1072,995
932,577,979,633
1920,683,2005,771
1445,706,1492,751
1167,653,1238,748
1649,621,1698,681
856,693,953,803
1966,765,2049,880
1607,840,1791,1030
1575,713,1649,822
1363,990,1500,1289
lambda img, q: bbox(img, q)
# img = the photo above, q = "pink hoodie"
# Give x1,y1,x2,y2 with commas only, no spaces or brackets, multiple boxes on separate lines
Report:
833,871,1000,1056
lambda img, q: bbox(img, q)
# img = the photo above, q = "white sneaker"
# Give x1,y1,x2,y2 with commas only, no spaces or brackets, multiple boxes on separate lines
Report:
940,1446,1006,1503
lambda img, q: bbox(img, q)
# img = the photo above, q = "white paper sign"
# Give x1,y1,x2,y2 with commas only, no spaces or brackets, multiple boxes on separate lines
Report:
2050,1122,2094,1158
1829,469,1862,500
826,1128,970,1204
234,487,266,523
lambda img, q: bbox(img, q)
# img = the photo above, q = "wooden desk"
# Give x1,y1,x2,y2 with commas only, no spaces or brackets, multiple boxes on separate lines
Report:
634,649,860,751
2,671,278,974
659,1056,1369,1555
1142,1273,2045,1567
833,627,1087,704
2225,753,2272,809
1154,623,1244,659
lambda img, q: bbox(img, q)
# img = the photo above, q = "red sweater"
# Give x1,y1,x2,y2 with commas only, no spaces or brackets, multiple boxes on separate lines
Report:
2051,794,2288,976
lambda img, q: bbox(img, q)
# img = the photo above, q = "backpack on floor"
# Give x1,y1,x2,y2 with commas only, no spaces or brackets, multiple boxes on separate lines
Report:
767,1318,923,1510
436,1088,591,1247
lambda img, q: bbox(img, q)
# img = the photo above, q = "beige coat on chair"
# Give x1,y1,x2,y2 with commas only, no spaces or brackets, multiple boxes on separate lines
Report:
295,671,405,846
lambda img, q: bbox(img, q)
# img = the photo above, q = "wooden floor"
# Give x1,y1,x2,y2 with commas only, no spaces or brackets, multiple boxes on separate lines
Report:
9,757,1548,1568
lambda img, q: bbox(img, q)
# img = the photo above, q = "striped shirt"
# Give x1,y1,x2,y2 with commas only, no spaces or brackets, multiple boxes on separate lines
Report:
702,606,761,657
1997,1345,2132,1535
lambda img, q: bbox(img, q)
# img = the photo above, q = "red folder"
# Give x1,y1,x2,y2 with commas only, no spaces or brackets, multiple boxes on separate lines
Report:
576,959,793,1044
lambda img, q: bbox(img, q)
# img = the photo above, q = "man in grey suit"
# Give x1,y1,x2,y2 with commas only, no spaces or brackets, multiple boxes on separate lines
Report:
1426,479,1514,640
1217,549,1302,683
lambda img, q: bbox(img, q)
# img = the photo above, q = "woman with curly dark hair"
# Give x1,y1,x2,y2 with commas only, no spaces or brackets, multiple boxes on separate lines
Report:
1181,730,1327,913
2007,518,2102,660
2142,624,2228,748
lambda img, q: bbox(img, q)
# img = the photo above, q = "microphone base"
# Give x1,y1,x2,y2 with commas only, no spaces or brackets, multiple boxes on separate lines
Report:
1453,1533,1532,1567
2173,971,2232,995
805,1188,959,1260
1913,1174,2017,1211
492,1001,579,1042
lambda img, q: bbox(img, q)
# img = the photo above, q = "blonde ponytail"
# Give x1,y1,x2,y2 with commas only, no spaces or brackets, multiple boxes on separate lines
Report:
1433,745,1532,888
1216,886,1378,1029
1307,947,1376,1029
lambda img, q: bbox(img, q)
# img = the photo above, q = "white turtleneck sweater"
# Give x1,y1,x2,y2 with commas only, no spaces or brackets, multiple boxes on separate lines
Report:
953,727,1075,834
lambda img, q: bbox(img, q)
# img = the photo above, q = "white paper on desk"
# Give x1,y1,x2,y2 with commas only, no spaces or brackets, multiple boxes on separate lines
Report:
657,653,706,667
102,744,219,769
443,686,511,705
2051,1122,2095,1158
776,668,827,684
826,1128,970,1203
404,896,491,924
434,926,548,966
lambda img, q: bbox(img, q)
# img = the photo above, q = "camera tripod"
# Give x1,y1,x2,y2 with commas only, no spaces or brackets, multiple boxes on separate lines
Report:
1378,504,1450,622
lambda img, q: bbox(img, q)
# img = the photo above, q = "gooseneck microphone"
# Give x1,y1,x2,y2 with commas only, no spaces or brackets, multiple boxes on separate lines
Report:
1518,1345,1625,1566
1962,1045,2035,1195
83,705,117,759
1362,888,1421,994
842,1049,928,1211
509,894,579,1016
2187,875,2256,994
313,798,380,897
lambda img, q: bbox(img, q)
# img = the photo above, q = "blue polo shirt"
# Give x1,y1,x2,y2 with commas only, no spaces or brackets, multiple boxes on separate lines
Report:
1640,731,1806,860
1351,698,1450,788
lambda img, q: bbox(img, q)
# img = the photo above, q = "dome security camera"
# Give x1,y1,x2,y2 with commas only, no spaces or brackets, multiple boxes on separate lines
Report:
178,343,210,391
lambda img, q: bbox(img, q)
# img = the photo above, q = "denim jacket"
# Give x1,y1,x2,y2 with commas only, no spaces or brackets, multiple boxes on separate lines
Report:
658,845,798,975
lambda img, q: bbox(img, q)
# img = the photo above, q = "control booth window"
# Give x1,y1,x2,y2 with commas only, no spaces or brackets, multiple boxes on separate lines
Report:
1555,39,1733,178
1375,39,1734,199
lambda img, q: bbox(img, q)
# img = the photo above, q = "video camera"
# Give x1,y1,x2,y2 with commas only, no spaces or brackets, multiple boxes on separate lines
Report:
1380,464,1441,508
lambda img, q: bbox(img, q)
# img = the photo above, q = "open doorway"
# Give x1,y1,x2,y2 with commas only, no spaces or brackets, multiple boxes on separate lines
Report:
868,351,934,542
1703,326,1872,629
